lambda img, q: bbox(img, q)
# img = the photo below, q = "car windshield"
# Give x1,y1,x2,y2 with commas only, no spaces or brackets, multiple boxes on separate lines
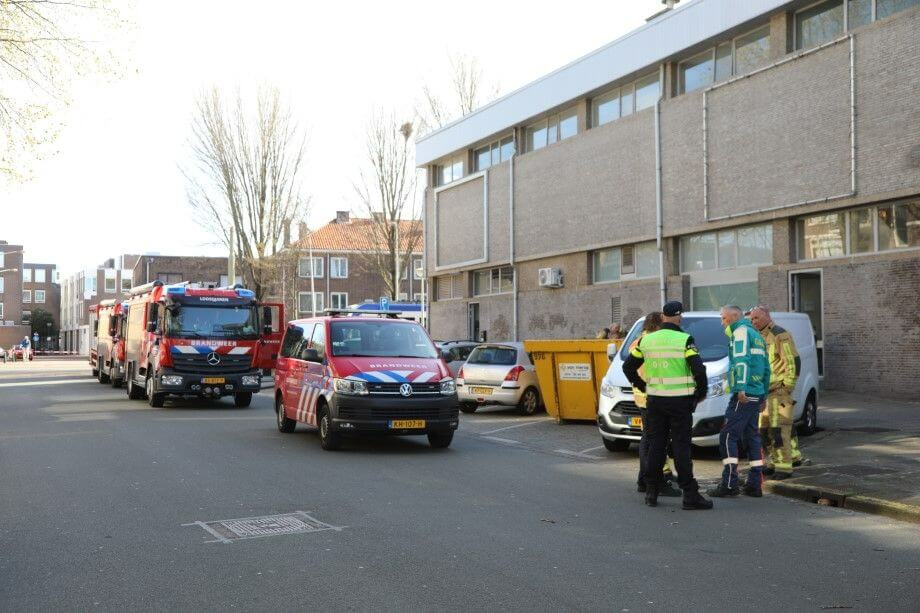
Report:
330,320,437,358
467,346,517,366
165,305,259,340
619,316,728,363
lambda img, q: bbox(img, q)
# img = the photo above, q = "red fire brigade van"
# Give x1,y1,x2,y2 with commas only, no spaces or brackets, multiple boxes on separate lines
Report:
273,310,459,450
92,299,127,387
122,281,283,407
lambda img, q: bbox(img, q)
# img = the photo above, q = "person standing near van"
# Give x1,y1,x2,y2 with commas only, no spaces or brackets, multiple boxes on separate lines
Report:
709,305,770,498
623,301,712,510
750,306,801,479
630,312,680,498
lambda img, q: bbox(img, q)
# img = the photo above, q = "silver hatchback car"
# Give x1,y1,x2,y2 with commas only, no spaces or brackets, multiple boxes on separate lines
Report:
456,342,542,415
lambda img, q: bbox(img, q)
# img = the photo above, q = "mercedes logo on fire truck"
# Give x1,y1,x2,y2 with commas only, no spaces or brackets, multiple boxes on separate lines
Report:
207,352,221,366
399,383,413,397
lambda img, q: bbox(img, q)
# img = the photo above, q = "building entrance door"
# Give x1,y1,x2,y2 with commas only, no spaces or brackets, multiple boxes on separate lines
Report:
790,270,824,377
468,303,480,342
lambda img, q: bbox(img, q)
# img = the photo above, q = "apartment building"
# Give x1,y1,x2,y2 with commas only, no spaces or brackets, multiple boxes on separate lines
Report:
0,241,29,348
60,254,230,354
418,0,920,398
21,263,61,348
278,212,424,317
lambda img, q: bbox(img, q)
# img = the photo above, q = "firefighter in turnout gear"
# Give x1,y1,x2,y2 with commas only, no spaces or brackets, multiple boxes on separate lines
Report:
623,301,712,510
750,306,802,478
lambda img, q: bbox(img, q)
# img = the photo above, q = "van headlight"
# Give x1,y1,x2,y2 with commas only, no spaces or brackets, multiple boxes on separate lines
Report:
333,378,368,396
600,380,616,399
708,374,728,397
440,378,456,395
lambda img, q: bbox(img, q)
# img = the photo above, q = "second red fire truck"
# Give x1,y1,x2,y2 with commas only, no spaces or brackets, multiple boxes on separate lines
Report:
91,299,127,387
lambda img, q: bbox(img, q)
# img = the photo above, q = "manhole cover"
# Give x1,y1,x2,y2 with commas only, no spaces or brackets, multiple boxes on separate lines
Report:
184,511,343,543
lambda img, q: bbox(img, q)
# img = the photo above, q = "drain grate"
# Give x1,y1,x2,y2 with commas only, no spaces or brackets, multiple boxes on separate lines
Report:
184,511,343,543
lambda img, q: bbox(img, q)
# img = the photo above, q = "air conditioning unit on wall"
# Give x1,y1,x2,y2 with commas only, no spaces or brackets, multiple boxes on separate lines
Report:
538,267,564,288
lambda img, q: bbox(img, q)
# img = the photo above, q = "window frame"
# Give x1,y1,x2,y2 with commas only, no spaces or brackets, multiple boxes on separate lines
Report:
591,247,622,284
472,266,514,296
473,134,515,172
797,201,920,261
298,256,324,279
297,291,325,314
23,268,32,283
329,256,348,279
435,155,465,186
35,289,46,303
23,289,32,303
679,224,774,273
591,71,661,129
330,292,348,309
525,106,579,153
34,268,46,284
678,23,772,94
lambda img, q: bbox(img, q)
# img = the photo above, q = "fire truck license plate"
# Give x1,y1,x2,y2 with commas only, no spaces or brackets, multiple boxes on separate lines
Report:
389,420,426,429
629,416,643,428
202,377,225,384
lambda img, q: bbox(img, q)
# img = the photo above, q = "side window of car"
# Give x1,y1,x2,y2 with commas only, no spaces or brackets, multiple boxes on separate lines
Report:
280,325,303,358
458,346,473,361
311,323,326,359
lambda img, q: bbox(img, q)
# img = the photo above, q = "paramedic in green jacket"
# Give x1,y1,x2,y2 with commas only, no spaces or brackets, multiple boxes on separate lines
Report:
709,305,771,498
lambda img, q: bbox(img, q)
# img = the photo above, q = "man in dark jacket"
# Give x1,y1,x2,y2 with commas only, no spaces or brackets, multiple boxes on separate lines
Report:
623,301,712,510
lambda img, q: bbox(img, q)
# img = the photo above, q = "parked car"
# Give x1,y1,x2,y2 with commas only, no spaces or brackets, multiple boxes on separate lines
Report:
597,311,819,451
456,342,542,416
13,346,33,361
274,313,459,450
436,340,479,378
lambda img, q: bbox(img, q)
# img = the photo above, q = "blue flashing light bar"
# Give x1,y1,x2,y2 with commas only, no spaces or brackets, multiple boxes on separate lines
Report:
236,288,255,299
166,286,187,295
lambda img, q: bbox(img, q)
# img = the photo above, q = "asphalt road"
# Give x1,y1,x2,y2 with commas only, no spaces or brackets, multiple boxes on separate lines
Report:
2,360,919,611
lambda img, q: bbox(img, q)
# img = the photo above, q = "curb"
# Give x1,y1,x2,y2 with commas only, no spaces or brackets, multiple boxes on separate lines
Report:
764,481,920,526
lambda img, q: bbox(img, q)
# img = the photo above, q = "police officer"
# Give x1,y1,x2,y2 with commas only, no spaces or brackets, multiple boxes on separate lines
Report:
750,306,802,479
623,301,712,510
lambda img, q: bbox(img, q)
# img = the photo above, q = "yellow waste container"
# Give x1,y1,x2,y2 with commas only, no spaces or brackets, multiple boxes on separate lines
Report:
524,339,623,423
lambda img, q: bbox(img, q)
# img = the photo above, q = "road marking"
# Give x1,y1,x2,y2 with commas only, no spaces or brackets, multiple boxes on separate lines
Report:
555,449,603,460
0,430,110,440
56,412,118,422
0,378,97,388
481,436,522,445
479,420,547,435
579,445,605,454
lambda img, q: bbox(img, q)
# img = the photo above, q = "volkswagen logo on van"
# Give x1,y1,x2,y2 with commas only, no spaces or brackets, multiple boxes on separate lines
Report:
399,383,413,397
207,352,221,366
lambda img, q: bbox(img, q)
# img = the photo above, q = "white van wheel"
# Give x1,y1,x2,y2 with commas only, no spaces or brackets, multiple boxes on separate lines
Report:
798,392,817,436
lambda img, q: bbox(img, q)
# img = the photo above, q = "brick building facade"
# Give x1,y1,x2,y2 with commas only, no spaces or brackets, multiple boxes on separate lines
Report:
418,0,920,398
0,241,61,350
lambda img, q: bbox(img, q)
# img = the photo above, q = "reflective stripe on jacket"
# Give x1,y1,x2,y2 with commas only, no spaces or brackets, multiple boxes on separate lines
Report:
761,322,798,391
727,319,771,397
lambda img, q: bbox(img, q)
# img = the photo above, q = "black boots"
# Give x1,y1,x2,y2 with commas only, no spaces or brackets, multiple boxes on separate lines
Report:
707,483,740,497
645,487,659,507
682,489,714,510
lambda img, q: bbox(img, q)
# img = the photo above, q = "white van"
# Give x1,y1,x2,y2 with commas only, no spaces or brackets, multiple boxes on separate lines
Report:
597,311,819,450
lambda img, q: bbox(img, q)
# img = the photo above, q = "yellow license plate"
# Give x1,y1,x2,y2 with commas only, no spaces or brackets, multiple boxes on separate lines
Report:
629,416,643,428
389,420,426,429
202,377,225,384
470,387,493,396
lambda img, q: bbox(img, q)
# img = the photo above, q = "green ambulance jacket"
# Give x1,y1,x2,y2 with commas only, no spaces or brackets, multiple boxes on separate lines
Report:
727,319,771,398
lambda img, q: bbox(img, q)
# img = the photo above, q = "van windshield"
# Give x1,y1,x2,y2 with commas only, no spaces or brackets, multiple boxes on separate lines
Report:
330,320,437,358
619,316,728,363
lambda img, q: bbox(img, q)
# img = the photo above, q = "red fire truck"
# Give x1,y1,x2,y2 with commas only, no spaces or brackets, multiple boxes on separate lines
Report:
91,299,127,387
122,281,283,407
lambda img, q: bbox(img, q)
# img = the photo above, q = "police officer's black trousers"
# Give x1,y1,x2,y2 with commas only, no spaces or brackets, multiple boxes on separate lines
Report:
644,397,699,493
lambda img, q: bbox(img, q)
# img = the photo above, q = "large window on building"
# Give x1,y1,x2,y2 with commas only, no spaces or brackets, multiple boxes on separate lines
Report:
680,225,773,272
877,0,920,19
635,242,659,279
526,107,578,152
591,72,660,128
592,248,621,283
679,25,771,94
23,268,32,283
474,136,515,171
298,291,324,314
330,292,348,309
104,268,117,293
298,256,324,279
692,282,760,312
435,274,463,301
592,242,659,283
435,156,465,186
329,257,348,279
23,290,31,303
35,290,45,303
798,202,920,259
120,270,132,291
796,0,844,50
35,268,46,283
473,266,513,296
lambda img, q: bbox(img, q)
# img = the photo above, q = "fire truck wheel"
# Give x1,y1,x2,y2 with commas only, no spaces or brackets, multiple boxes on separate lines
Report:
98,363,110,384
234,392,253,408
127,368,145,400
146,375,165,408
276,394,296,433
318,406,340,451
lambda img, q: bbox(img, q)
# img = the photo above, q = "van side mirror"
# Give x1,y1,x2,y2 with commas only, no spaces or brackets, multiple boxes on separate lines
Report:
607,343,618,362
441,349,452,362
262,306,273,326
301,348,320,363
146,321,157,333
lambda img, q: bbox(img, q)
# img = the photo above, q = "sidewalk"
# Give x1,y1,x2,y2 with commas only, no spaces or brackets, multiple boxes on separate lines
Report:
764,390,920,524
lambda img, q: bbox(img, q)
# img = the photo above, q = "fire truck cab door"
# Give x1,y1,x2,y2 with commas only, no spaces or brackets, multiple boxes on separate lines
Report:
256,303,285,371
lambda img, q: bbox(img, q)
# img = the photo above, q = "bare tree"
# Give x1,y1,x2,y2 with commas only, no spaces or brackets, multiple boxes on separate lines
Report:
417,53,500,136
0,0,127,181
353,114,422,300
184,85,309,301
